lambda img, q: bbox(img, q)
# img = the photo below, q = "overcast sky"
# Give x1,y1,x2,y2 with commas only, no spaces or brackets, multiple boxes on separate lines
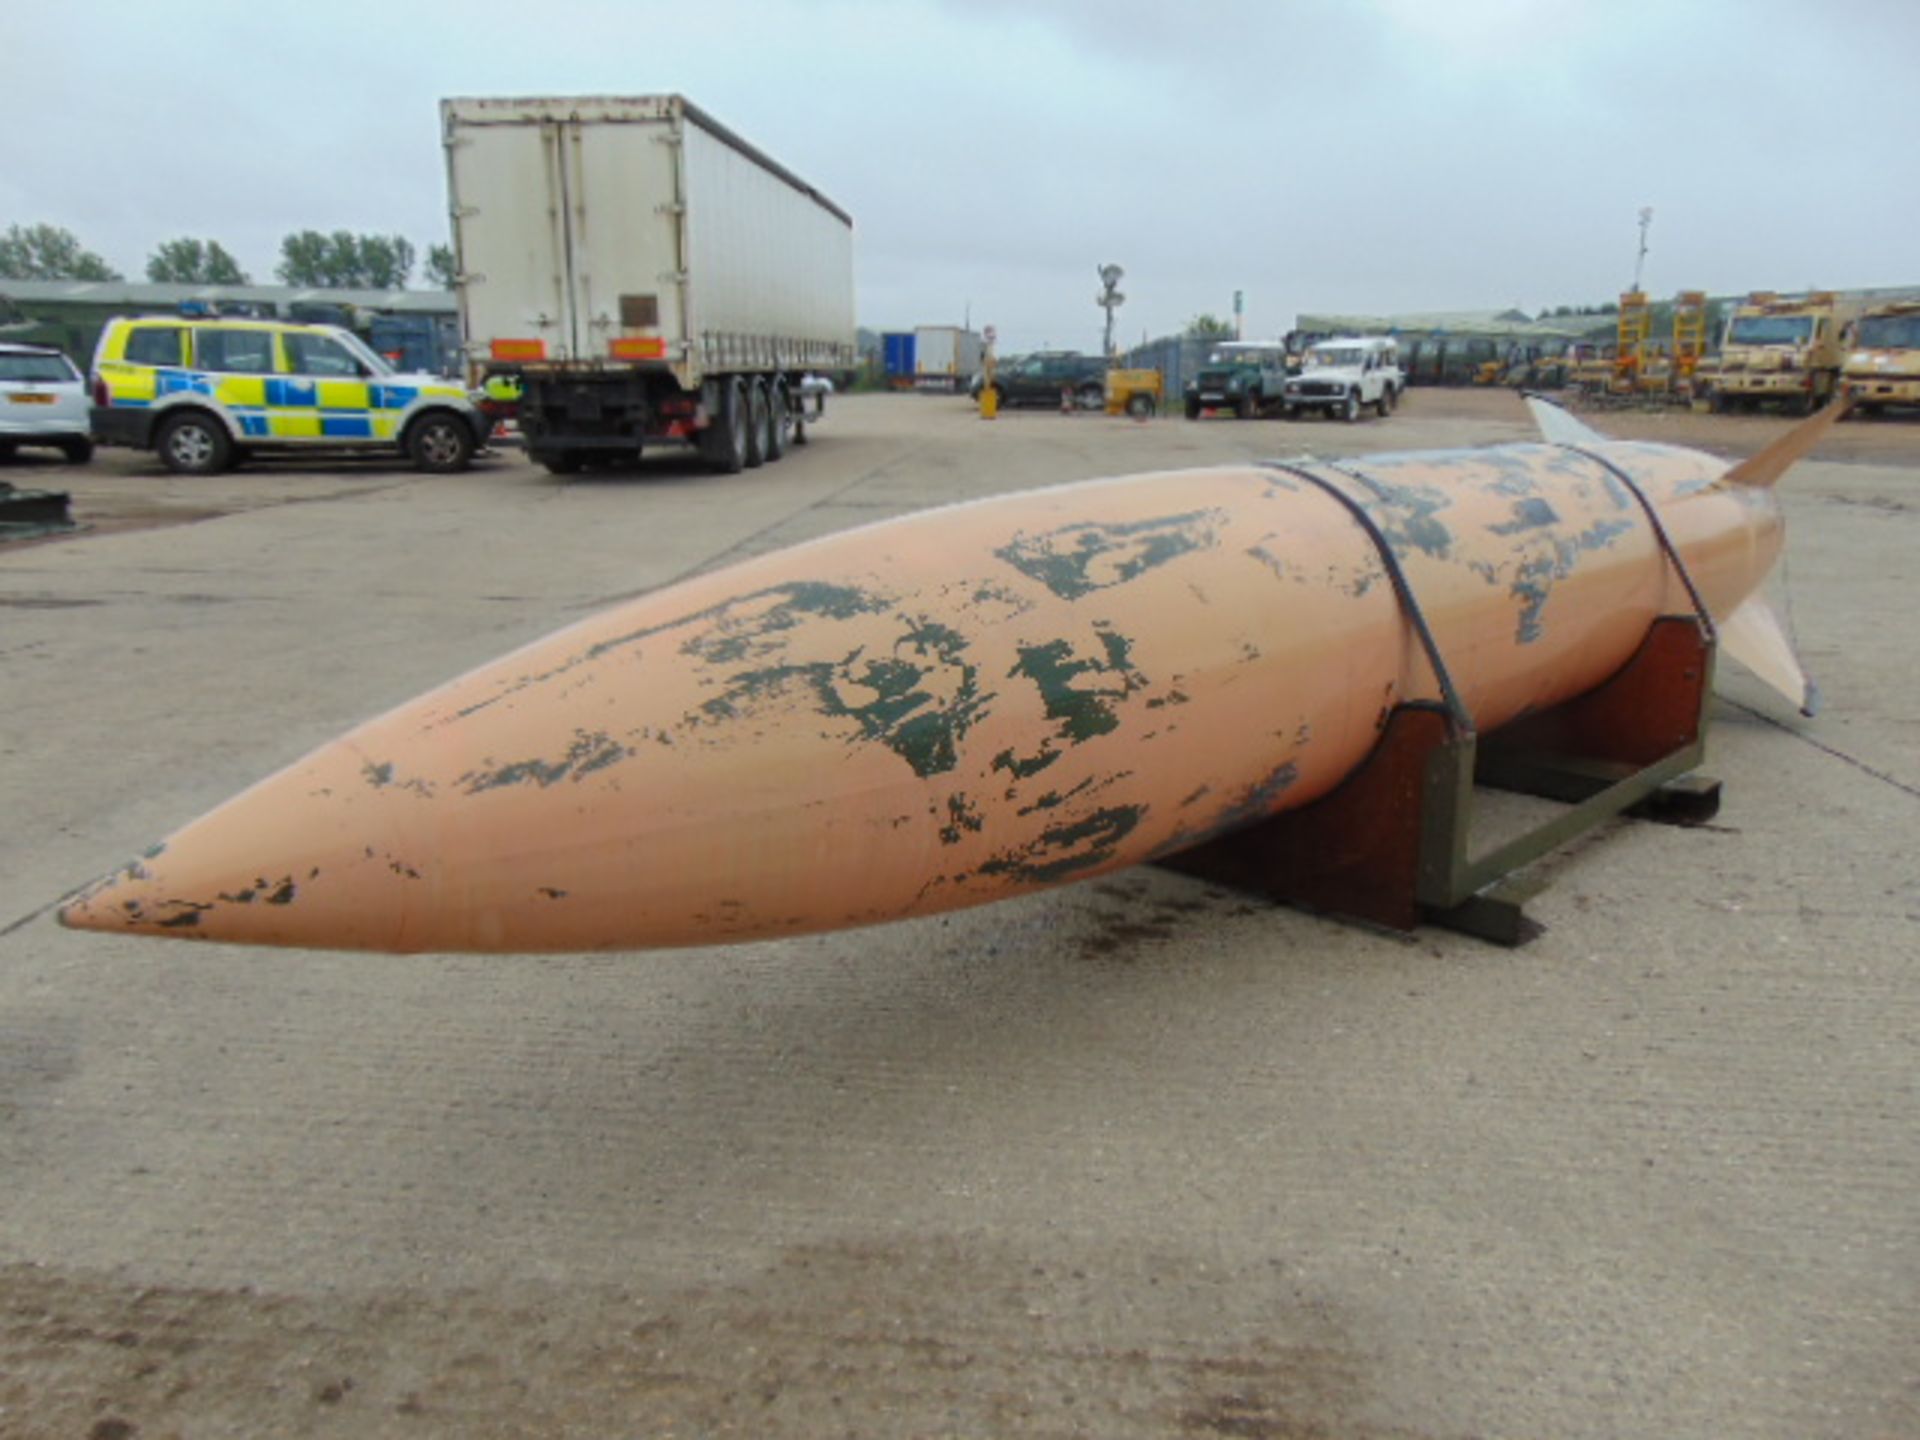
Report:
4,0,1915,352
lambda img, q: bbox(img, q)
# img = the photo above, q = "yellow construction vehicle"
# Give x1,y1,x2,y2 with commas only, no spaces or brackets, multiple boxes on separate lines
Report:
1670,291,1708,398
1712,290,1859,414
1841,300,1920,416
1611,291,1651,395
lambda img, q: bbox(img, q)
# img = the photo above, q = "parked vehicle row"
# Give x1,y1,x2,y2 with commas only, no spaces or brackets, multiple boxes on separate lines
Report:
1186,336,1404,421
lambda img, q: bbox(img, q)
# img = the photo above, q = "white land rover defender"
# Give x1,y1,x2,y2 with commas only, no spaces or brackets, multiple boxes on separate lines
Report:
1281,336,1404,421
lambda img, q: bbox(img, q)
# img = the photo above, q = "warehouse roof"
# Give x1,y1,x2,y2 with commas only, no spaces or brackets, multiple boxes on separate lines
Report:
1296,309,1599,340
0,279,456,313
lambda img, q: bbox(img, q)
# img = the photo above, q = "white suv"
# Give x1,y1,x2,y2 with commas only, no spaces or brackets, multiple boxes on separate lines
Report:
0,342,92,462
1281,336,1403,421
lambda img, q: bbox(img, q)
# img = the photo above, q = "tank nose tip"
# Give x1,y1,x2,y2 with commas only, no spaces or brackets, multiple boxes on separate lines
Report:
56,851,190,935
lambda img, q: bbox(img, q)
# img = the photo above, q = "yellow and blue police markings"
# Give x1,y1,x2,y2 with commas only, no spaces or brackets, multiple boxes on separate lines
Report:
127,368,463,441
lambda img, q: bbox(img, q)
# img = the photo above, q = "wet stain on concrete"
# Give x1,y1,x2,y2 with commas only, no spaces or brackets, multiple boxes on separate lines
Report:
0,1246,1440,1440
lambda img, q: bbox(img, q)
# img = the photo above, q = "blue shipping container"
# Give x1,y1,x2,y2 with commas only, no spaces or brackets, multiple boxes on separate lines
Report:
882,331,917,378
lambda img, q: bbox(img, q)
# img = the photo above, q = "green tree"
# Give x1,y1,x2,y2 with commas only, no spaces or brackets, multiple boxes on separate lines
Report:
146,237,249,285
0,223,121,281
276,230,419,288
423,243,457,289
326,229,366,285
1186,313,1234,340
359,235,415,290
275,230,336,286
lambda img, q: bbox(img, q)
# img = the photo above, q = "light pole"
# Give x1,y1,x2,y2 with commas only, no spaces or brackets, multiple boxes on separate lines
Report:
1097,264,1125,361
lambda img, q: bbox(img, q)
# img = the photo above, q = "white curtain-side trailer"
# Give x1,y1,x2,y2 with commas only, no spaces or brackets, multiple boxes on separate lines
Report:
442,94,855,473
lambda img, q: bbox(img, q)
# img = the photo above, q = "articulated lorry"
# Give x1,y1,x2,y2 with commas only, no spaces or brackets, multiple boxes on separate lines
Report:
1710,291,1857,414
441,95,855,474
1842,300,1920,416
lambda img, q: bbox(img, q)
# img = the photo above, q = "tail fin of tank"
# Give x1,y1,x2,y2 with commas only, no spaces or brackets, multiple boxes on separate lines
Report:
1719,595,1819,717
1718,392,1852,489
1524,393,1609,447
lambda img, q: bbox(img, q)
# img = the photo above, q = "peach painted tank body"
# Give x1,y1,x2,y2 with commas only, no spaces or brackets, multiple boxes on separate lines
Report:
63,440,1778,952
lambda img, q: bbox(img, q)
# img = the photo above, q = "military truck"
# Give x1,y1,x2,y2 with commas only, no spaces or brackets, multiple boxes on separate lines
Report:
1710,291,1857,414
1842,301,1920,416
1182,342,1290,419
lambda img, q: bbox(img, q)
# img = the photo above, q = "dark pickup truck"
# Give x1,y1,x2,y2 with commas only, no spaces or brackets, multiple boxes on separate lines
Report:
974,351,1109,409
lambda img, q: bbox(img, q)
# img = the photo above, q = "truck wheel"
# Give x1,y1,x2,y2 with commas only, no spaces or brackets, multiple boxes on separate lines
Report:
1281,404,1298,421
1125,393,1155,419
1376,388,1393,417
1341,393,1361,423
1184,397,1201,421
1076,383,1104,411
703,378,748,473
744,379,771,468
156,411,231,475
1238,393,1259,420
765,381,790,461
405,413,476,474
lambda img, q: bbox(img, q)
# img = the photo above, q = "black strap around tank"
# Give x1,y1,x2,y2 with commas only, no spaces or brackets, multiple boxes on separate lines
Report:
1256,458,1476,737
1552,444,1718,643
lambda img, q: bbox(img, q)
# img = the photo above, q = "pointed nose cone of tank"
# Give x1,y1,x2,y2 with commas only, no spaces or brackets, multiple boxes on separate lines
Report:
57,739,424,951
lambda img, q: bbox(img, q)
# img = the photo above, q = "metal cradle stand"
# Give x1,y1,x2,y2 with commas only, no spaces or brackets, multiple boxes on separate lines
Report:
1161,455,1723,946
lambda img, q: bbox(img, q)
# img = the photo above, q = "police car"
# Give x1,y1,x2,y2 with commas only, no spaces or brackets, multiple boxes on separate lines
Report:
90,316,484,475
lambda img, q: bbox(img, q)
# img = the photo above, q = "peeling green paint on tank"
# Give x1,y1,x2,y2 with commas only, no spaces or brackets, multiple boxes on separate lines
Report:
979,804,1146,884
994,510,1224,600
1009,628,1142,745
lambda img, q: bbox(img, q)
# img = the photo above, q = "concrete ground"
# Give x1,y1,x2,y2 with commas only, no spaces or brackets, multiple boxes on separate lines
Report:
1,390,1915,1439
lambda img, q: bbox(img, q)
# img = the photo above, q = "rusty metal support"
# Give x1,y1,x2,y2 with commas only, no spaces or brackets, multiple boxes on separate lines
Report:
1163,616,1719,945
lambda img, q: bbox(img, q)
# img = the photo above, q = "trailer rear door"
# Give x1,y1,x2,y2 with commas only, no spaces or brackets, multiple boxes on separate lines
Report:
561,115,685,364
446,111,574,362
